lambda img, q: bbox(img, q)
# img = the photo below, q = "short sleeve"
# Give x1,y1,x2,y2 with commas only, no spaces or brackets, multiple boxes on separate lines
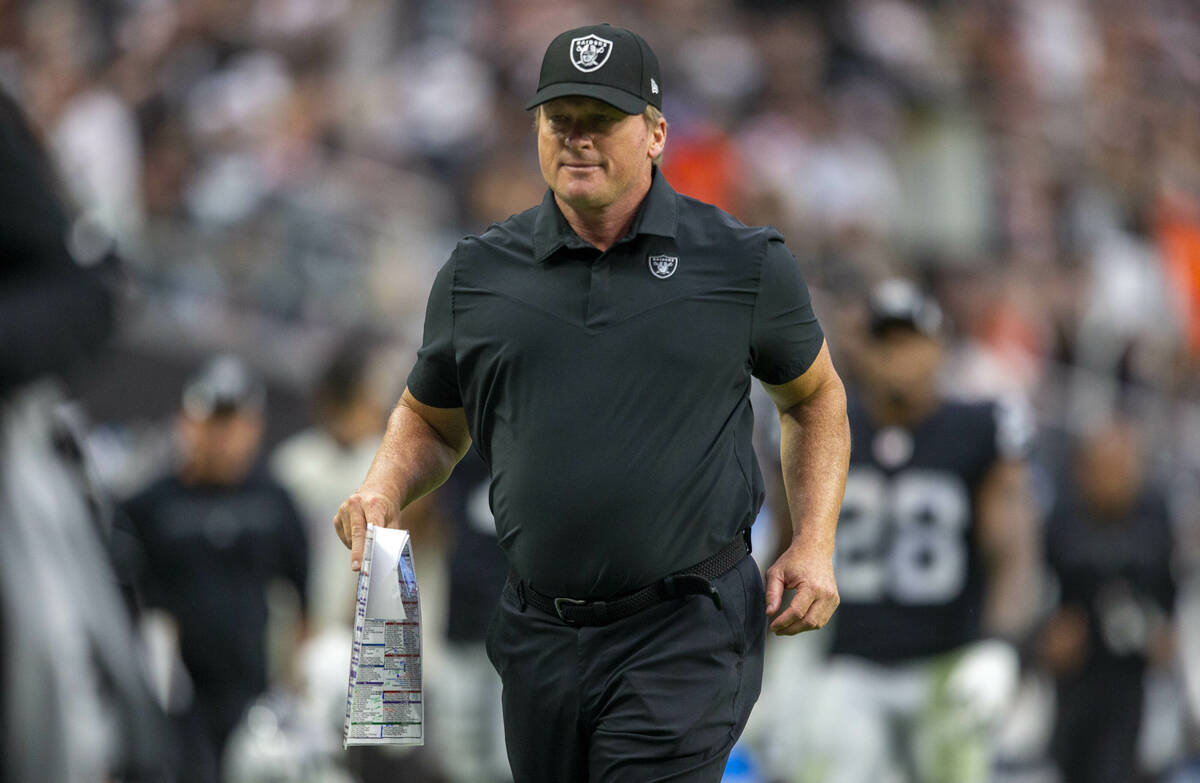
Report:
749,237,824,384
406,255,462,408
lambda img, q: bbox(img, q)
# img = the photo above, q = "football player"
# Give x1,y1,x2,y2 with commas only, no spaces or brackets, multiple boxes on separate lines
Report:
801,279,1040,783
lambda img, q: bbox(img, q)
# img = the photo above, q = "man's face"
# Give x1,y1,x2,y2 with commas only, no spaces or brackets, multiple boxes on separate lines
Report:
1077,422,1143,517
179,410,263,485
861,327,942,411
536,96,664,212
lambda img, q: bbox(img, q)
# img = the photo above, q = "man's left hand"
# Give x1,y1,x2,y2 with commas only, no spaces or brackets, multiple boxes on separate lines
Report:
764,543,839,635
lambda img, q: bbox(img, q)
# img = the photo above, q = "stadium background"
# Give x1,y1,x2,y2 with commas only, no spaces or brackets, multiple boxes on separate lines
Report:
3,0,1199,780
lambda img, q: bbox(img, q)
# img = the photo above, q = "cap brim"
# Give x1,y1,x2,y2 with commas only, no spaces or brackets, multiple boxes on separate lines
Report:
525,82,646,115
869,315,937,338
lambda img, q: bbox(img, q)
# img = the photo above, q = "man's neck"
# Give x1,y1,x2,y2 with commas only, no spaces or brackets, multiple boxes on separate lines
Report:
555,173,652,252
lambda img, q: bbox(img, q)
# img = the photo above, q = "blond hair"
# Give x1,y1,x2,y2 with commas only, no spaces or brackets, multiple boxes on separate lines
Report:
643,104,666,166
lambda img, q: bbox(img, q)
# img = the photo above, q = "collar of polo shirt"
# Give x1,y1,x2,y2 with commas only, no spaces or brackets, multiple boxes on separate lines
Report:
532,167,679,263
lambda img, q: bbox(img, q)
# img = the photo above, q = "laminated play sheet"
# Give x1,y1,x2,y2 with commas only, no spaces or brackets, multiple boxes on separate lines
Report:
343,525,423,746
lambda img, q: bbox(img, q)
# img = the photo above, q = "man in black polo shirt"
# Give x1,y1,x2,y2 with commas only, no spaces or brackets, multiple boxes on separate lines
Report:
335,24,850,781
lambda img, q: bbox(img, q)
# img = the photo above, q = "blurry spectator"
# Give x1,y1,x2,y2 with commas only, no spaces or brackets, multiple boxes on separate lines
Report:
116,355,309,782
0,85,164,783
428,448,511,783
660,121,743,215
1039,417,1176,783
272,342,386,632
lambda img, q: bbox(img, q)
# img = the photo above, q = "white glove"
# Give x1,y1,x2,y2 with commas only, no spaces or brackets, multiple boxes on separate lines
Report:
944,639,1020,729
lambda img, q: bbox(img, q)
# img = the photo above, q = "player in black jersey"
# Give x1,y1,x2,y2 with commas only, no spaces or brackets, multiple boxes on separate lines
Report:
801,280,1040,783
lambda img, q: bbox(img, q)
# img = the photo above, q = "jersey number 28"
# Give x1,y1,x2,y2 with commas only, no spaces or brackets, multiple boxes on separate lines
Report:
835,468,970,605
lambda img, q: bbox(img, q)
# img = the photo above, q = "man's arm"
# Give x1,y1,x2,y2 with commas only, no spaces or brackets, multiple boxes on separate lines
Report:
976,458,1040,638
760,341,851,635
334,387,471,571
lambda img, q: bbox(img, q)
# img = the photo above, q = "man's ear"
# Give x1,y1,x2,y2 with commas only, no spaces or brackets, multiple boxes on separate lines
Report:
648,118,667,159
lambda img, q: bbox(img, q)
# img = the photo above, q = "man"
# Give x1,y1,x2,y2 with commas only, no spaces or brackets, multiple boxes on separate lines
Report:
334,23,849,781
1040,417,1175,783
800,279,1039,783
117,355,309,782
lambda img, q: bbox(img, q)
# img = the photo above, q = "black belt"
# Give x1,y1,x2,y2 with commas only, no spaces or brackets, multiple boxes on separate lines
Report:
510,529,752,627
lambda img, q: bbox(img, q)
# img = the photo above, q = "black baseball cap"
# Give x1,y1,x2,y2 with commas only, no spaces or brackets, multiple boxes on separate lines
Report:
526,23,662,115
867,279,943,338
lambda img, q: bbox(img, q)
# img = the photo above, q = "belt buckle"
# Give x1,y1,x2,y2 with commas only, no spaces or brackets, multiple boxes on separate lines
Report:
553,596,587,623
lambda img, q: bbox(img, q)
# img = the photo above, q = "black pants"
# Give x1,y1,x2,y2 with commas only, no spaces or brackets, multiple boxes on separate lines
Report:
486,553,766,783
173,685,256,783
1051,664,1144,783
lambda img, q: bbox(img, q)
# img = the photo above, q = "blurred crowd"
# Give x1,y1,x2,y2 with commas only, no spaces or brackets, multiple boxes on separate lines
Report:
2,0,1200,781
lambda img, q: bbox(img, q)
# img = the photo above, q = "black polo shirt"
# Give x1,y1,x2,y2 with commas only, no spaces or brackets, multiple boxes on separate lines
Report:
407,170,823,598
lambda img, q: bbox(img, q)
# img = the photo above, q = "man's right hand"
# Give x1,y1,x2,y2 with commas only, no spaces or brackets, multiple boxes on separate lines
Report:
334,491,401,572
332,389,471,572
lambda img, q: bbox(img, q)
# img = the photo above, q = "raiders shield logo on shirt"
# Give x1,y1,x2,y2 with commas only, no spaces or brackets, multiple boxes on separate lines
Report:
571,34,613,72
648,255,678,279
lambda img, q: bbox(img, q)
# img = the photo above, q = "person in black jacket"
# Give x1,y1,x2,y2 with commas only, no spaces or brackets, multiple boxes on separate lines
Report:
1040,417,1176,783
118,355,310,782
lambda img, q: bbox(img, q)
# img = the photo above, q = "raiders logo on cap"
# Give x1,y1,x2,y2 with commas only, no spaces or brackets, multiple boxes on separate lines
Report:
570,34,613,72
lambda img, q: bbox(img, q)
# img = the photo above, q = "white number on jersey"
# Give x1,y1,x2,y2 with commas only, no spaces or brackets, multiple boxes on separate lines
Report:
836,468,970,605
